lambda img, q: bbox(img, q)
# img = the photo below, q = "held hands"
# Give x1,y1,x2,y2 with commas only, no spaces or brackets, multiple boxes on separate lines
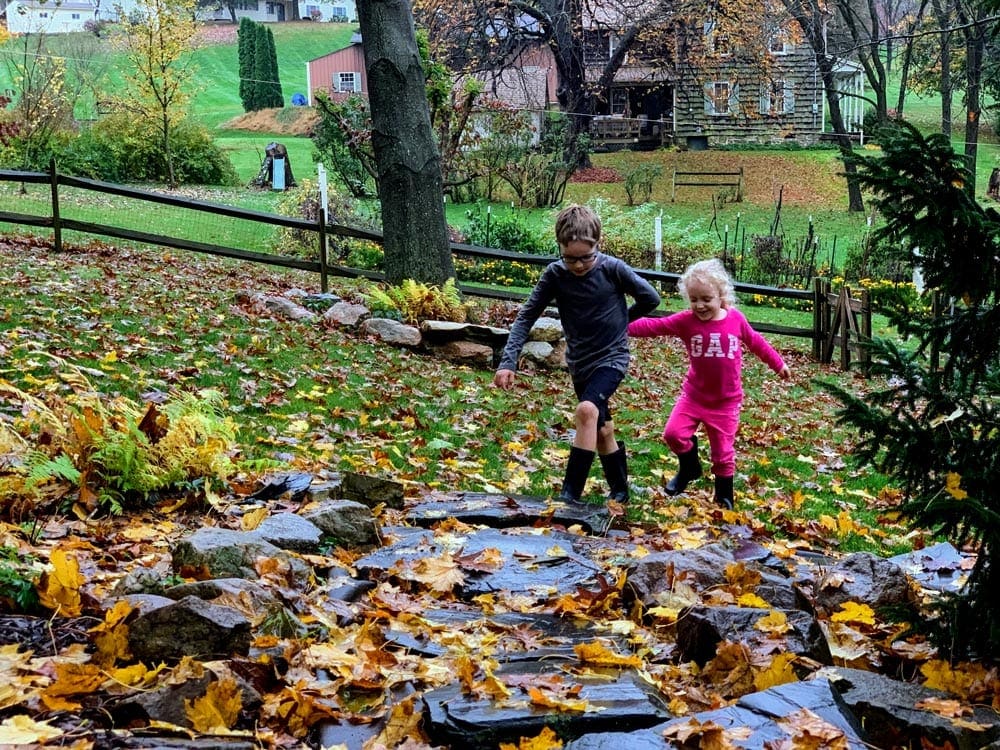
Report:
494,369,516,389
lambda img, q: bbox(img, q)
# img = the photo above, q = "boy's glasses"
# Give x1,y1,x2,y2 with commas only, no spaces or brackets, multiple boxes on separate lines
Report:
562,250,598,266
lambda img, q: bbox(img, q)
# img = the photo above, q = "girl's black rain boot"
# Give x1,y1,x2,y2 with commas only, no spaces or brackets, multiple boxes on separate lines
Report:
714,474,734,510
665,435,703,495
599,440,629,503
558,446,595,504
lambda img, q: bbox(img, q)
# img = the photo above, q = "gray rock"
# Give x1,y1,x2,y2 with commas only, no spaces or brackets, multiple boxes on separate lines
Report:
302,498,380,548
821,666,1000,750
340,471,404,509
428,339,495,367
810,551,916,612
323,300,369,327
360,317,421,346
528,316,563,342
171,527,311,585
127,595,252,662
676,605,832,666
625,543,799,611
251,512,323,552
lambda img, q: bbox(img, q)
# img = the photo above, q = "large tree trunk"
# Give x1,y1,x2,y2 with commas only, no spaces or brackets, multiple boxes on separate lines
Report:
357,0,455,286
783,0,864,211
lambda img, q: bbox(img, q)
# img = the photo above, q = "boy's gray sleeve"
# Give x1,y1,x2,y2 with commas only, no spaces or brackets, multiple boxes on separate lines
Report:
497,269,556,372
624,267,661,321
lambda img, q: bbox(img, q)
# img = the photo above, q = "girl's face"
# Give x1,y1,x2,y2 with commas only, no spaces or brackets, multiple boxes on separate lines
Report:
686,277,726,321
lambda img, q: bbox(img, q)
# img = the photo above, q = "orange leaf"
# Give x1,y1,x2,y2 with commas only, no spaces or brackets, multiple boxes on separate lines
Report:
499,726,564,750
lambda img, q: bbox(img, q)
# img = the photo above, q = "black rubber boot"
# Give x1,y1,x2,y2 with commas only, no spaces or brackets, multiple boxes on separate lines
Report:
558,446,595,504
714,475,734,510
599,440,629,503
665,435,703,495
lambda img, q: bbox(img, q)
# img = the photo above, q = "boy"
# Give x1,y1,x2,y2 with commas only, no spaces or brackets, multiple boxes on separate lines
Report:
494,204,661,505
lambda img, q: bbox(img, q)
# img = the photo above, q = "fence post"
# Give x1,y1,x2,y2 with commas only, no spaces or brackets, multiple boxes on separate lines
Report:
840,287,851,371
317,206,328,293
49,159,62,253
859,288,871,375
812,277,826,361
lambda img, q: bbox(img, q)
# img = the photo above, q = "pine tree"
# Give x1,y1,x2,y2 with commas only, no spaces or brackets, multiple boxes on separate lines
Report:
250,24,272,111
237,17,256,112
826,120,1000,657
264,27,284,108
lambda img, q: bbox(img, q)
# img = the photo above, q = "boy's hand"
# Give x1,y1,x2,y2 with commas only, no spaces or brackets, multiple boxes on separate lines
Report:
494,369,516,389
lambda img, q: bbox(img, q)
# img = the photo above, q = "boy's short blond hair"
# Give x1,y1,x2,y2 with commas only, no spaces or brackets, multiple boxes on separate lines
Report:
555,204,602,248
679,258,737,308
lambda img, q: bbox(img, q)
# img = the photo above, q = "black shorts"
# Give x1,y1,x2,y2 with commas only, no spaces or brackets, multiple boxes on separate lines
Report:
573,367,625,429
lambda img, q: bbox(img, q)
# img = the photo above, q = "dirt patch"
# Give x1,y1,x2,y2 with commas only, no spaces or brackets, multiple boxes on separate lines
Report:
220,107,321,136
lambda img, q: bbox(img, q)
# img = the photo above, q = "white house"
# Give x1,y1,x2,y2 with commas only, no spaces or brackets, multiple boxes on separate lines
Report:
3,0,355,34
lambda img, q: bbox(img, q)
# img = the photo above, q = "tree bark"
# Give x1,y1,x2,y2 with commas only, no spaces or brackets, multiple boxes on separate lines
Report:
357,0,455,286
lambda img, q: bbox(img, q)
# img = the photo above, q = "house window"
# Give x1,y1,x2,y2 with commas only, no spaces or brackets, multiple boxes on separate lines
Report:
760,79,794,115
336,72,360,93
236,0,258,8
611,89,628,116
703,21,730,56
704,81,737,116
71,12,81,18
39,10,49,16
330,6,347,18
769,36,792,54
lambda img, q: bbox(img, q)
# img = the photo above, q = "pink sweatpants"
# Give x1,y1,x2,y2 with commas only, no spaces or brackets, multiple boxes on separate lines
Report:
662,392,741,477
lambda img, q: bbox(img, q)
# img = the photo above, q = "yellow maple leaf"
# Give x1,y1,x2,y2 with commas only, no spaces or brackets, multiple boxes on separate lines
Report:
914,697,971,717
737,592,771,608
753,653,798,691
754,610,791,635
831,601,876,626
574,641,642,669
40,661,105,711
499,726,564,750
38,547,83,617
185,678,243,733
527,686,590,713
90,599,133,667
410,552,465,592
0,714,64,744
367,694,423,747
945,472,968,500
241,506,268,531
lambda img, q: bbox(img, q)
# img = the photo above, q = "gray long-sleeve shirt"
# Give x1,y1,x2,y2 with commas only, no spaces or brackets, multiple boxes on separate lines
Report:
498,254,661,381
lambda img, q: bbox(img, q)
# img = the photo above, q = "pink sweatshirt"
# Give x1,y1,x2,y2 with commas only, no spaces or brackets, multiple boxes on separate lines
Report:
628,308,786,407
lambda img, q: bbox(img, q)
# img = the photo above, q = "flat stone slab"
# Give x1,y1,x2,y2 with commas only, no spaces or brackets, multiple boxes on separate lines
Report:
566,677,868,749
407,491,611,534
354,526,607,601
385,608,630,662
890,541,974,593
422,661,671,748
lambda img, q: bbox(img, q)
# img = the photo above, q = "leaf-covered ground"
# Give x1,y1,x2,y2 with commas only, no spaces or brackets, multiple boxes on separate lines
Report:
2,233,979,748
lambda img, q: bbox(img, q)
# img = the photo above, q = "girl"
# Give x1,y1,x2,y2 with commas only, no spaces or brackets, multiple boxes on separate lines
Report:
628,258,791,508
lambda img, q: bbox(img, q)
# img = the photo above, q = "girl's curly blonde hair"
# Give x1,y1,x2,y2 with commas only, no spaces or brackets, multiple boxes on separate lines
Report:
679,258,737,308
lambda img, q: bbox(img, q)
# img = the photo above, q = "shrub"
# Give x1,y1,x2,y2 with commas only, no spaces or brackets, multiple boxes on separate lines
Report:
0,548,40,613
56,114,239,185
462,204,550,255
588,198,711,272
0,371,238,517
454,257,541,288
363,278,467,324
272,178,382,259
622,163,663,206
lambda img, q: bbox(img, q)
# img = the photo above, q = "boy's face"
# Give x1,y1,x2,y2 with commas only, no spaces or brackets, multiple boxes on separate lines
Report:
560,240,599,276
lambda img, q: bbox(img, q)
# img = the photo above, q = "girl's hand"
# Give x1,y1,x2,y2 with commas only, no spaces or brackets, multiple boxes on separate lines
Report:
778,365,792,380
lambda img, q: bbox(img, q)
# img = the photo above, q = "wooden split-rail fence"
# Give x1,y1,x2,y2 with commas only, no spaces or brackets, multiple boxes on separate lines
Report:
0,163,872,374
